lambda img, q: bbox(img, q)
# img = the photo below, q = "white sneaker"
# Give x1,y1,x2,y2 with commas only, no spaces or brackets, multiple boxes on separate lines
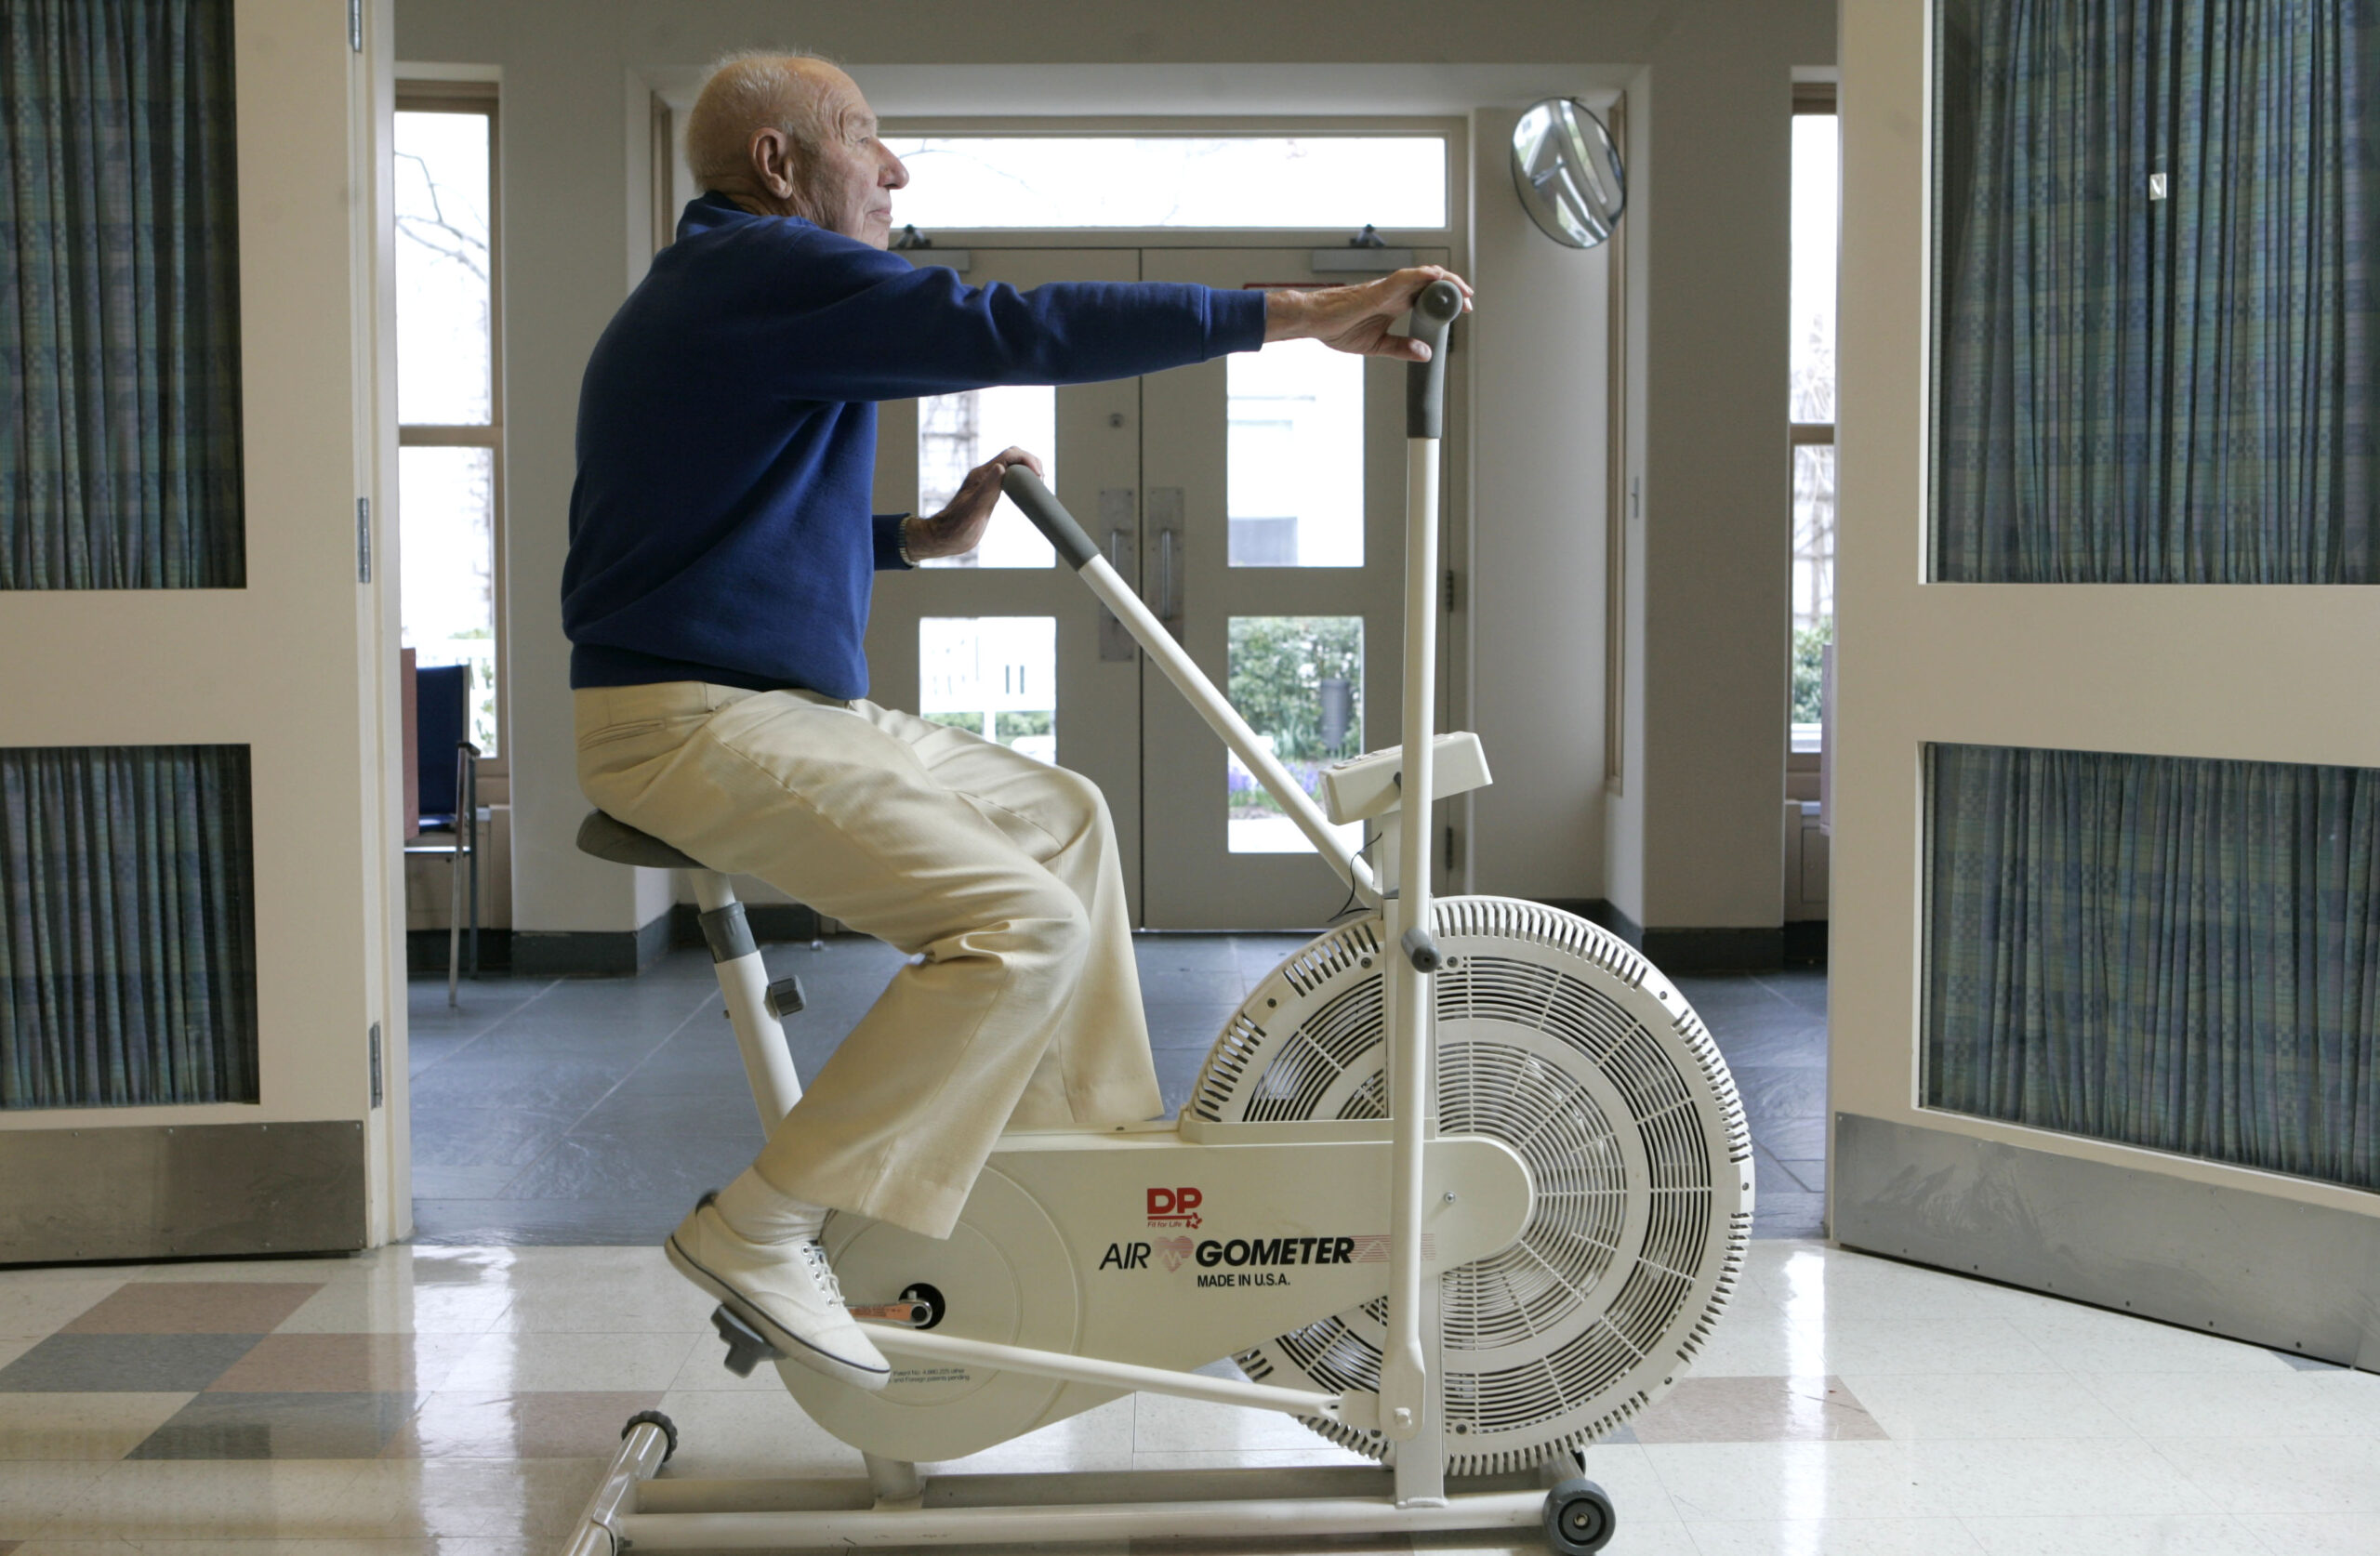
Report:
666,1194,892,1391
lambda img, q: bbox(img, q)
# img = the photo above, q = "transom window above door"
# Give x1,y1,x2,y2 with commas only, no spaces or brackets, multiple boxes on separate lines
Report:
879,136,1448,229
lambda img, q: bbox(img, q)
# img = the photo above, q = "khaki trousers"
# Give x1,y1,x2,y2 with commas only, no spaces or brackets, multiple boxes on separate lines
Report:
575,681,1160,1239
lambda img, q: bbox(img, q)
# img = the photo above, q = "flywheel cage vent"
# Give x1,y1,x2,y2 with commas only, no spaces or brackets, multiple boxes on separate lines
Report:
1207,897,1752,1477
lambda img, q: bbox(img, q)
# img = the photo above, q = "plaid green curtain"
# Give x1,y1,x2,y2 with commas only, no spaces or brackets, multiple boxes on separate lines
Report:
0,0,245,589
1935,0,2378,582
0,745,258,1109
1926,745,2380,1190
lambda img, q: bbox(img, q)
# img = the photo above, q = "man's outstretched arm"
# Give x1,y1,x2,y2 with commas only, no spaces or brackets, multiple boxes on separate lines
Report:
1263,266,1474,362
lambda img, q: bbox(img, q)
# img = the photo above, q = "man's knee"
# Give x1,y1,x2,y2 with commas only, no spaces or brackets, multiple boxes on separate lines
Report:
1038,765,1115,848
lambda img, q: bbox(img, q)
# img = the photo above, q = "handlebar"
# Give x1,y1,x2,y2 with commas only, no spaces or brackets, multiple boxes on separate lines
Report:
1000,467,1101,571
1405,279,1462,441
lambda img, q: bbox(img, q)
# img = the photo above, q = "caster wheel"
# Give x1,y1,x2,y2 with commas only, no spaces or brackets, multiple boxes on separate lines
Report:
623,1408,679,1464
1543,1476,1615,1554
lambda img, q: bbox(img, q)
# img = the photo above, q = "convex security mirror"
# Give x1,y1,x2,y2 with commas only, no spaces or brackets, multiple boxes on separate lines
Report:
1512,99,1625,248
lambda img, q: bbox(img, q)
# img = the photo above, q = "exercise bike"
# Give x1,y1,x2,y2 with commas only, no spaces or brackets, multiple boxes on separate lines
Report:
562,283,1752,1554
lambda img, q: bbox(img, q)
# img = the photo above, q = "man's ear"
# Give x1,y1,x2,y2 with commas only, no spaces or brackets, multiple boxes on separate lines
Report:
749,125,798,201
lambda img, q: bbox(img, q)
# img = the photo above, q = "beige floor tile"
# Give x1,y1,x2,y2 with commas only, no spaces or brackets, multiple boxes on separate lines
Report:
41,1461,374,1540
342,1459,606,1541
1647,1437,2211,1523
130,1257,380,1286
649,1385,859,1478
1691,1312,2060,1378
2077,1369,2380,1439
384,1391,664,1459
489,1281,713,1336
439,1331,701,1394
2011,1303,2294,1376
61,1285,322,1337
1957,1513,2281,1555
1627,1376,1884,1444
933,1397,1137,1474
1836,1372,2134,1440
2149,1436,2380,1515
665,1334,786,1391
205,1334,479,1393
1568,1441,1683,1523
0,1462,115,1540
274,1282,517,1337
1684,1517,1985,1555
2234,1512,2380,1556
0,1283,127,1342
0,1393,192,1459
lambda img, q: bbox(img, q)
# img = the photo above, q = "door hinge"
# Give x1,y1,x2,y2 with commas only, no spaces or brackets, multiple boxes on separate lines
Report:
1443,568,1463,613
1443,824,1462,872
349,0,363,51
368,1022,383,1107
356,497,371,583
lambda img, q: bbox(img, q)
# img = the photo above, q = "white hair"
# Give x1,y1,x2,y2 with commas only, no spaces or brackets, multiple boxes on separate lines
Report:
683,50,839,191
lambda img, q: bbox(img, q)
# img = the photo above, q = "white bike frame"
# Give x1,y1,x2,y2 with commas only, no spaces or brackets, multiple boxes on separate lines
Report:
559,284,1554,1553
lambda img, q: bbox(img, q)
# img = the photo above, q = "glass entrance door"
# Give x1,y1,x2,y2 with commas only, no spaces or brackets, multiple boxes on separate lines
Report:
867,245,1447,930
1138,248,1438,929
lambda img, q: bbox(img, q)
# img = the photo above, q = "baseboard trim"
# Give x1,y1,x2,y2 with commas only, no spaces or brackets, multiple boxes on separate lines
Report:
1835,1111,2380,1372
0,1121,366,1264
408,929,511,975
509,915,672,978
1641,927,1786,973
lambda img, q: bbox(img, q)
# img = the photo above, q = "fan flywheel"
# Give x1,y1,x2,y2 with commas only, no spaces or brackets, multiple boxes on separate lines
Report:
1193,897,1752,1476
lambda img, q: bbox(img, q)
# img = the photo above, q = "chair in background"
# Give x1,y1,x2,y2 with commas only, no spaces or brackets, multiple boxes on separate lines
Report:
404,662,483,1007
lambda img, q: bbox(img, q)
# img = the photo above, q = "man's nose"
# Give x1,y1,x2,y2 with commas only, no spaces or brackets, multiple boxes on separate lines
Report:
881,148,909,189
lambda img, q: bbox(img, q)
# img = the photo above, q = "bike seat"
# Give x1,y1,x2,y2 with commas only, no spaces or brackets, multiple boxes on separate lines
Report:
575,810,708,872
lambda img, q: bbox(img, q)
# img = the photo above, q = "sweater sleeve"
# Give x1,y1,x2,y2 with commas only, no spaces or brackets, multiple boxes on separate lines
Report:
746,234,1269,404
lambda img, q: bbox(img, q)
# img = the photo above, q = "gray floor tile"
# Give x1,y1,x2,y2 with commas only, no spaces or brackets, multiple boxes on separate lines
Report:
1132,935,1245,972
409,1165,529,1199
497,1128,762,1204
1145,1001,1245,1048
126,1390,422,1459
410,1198,689,1246
411,1104,580,1170
1752,1190,1826,1239
1135,966,1249,1004
0,1333,260,1392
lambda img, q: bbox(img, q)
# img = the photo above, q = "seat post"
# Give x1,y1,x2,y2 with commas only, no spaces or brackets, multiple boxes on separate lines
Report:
691,870,805,1129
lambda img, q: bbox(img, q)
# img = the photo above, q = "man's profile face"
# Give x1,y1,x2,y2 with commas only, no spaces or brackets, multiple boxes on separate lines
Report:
804,71,908,248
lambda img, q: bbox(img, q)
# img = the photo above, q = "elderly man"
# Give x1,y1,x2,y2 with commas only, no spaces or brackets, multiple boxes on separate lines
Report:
563,53,1469,1391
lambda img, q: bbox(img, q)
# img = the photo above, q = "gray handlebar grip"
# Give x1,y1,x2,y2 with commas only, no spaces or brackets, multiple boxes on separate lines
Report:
1405,279,1463,441
1000,467,1101,570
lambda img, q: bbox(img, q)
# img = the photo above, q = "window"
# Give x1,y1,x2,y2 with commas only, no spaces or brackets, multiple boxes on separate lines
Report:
878,137,1447,230
1789,86,1838,753
396,86,504,760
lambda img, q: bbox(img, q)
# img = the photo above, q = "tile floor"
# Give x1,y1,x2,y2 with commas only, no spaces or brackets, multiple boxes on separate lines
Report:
11,942,2367,1551
406,938,1830,1245
4,1239,2375,1553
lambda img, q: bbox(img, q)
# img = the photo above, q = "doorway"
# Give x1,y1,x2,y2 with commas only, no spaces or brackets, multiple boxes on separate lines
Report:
863,244,1451,930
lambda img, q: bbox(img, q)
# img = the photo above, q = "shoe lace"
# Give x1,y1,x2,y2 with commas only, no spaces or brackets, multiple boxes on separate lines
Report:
799,1239,847,1305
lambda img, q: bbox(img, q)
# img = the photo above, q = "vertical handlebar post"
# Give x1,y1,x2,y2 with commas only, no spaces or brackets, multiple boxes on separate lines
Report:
1382,281,1461,1492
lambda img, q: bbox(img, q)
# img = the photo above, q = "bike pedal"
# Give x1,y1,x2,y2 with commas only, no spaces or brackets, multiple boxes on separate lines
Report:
708,1303,784,1378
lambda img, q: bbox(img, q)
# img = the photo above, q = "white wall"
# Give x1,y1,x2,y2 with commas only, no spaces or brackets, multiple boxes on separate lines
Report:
0,0,410,1245
390,0,1835,938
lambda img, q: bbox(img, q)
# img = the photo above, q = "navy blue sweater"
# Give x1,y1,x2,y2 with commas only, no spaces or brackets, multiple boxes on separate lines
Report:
564,193,1268,698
